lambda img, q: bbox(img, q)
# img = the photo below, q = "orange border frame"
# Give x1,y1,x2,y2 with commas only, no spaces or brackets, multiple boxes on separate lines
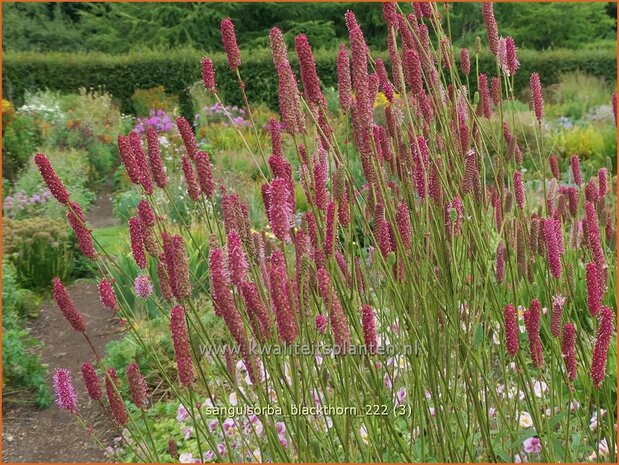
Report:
0,1,617,464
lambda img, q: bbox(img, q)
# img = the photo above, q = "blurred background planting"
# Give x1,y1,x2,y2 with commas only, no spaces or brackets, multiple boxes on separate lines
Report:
3,2,616,53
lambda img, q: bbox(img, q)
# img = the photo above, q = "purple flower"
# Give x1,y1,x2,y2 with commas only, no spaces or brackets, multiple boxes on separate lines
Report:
395,387,407,406
134,274,154,298
523,437,542,454
177,403,190,421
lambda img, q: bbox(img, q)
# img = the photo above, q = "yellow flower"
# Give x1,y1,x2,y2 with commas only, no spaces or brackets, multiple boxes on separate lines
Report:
373,91,401,109
2,98,14,114
374,92,389,109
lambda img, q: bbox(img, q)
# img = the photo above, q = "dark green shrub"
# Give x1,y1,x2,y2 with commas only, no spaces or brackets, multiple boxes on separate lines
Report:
3,48,615,118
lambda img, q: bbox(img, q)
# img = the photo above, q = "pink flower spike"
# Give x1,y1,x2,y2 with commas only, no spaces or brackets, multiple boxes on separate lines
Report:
181,156,201,201
524,299,543,368
570,154,582,186
227,230,248,287
118,135,141,185
268,251,298,343
98,278,118,311
514,170,525,209
270,27,288,67
325,201,337,257
482,3,499,55
586,262,603,316
201,57,217,92
495,241,505,284
460,48,470,76
137,200,155,227
268,178,294,242
295,34,324,105
542,218,561,278
67,201,96,260
146,127,168,188
34,153,70,204
590,306,614,388
53,368,78,412
128,131,153,195
52,278,86,332
276,61,305,135
503,304,519,357
128,216,147,269
361,304,377,355
315,314,327,335
530,73,544,121
382,2,398,28
549,154,560,180
209,246,234,318
240,281,272,342
585,201,606,273
317,267,350,352
105,368,129,426
375,58,394,102
169,305,195,386
396,202,411,250
562,322,577,382
491,76,500,107
176,117,198,160
477,74,492,118
268,118,284,159
505,37,519,75
550,294,566,338
221,18,241,70
81,362,102,401
126,362,148,409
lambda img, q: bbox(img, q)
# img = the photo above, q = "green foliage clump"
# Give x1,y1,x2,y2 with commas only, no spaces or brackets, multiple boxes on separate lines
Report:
2,99,41,182
2,260,51,408
3,217,74,289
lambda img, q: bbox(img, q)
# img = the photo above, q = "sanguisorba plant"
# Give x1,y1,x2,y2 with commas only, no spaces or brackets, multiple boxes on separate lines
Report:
39,3,616,463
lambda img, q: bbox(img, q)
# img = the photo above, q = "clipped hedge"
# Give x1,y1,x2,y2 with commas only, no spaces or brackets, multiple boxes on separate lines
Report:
3,47,616,118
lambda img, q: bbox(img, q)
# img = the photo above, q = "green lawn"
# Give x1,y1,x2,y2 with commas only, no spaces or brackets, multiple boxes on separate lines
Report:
92,225,129,256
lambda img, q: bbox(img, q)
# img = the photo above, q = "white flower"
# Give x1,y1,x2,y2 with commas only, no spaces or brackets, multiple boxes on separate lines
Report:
229,392,238,406
590,410,607,430
519,411,533,428
250,448,262,462
359,425,369,445
179,452,194,463
532,380,548,398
